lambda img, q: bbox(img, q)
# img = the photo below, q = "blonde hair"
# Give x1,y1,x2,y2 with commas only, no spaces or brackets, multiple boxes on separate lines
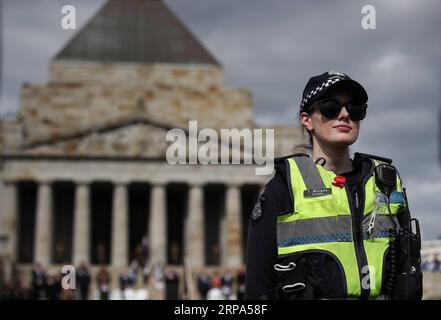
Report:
293,105,316,152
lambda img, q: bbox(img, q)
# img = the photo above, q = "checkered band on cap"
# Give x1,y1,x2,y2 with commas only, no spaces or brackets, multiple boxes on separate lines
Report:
300,77,344,111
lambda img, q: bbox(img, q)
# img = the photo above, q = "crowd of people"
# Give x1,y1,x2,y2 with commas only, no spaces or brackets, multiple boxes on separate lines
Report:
0,256,246,300
421,255,441,272
1,234,250,300
0,260,88,300
2,254,440,299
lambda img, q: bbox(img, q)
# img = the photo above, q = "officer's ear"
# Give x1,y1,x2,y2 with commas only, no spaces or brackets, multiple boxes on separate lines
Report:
300,111,314,132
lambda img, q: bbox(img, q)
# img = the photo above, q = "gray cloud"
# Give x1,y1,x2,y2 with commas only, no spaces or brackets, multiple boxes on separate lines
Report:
1,0,105,111
1,0,440,239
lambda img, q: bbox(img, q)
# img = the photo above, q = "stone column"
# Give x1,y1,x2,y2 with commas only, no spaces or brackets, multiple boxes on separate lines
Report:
111,182,128,267
34,180,53,265
0,181,17,260
184,183,204,268
222,183,242,268
149,183,166,265
73,182,90,265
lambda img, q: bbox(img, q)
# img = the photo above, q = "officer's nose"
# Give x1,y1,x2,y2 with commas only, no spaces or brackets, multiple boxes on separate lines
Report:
338,106,350,120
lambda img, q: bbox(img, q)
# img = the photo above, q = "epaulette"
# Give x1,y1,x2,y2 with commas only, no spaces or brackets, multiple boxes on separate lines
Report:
353,152,393,165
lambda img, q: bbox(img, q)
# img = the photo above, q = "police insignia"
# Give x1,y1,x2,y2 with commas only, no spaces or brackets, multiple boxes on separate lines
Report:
251,195,266,221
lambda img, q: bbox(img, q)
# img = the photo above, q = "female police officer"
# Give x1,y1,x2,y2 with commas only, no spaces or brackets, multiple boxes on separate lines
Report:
245,71,422,300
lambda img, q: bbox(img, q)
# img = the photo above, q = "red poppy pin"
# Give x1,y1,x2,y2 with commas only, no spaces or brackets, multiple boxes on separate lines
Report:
332,175,346,188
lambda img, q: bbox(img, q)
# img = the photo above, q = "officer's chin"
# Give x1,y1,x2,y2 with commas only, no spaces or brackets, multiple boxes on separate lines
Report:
326,136,358,149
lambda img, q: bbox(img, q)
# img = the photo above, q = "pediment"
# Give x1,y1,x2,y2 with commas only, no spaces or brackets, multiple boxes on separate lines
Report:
15,117,177,158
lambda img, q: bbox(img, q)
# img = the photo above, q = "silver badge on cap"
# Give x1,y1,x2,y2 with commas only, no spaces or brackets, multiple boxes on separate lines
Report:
328,71,346,77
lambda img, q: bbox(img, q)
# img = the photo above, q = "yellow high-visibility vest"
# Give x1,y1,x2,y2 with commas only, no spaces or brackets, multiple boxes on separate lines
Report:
277,155,407,297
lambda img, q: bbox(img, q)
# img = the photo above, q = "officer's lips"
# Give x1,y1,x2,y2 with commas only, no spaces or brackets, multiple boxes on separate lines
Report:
333,125,352,132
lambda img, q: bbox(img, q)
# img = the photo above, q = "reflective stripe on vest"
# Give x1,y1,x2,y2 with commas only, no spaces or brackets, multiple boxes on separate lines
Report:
276,156,406,298
278,215,353,247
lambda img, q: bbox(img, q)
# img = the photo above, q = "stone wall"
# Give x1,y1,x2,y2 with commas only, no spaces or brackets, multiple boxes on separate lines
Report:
18,62,253,143
1,61,305,158
0,119,23,152
17,122,169,157
49,61,225,89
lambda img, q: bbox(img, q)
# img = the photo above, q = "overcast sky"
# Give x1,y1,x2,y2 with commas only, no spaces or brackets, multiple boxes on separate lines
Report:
1,0,440,240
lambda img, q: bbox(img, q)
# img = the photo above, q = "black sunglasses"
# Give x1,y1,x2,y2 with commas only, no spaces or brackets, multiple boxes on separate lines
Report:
310,99,368,121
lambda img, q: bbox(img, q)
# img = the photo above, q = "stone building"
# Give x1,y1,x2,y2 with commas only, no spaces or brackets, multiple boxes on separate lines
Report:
0,0,303,296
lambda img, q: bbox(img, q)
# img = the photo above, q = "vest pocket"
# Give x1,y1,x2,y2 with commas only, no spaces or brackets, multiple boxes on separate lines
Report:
276,250,347,299
274,255,309,299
